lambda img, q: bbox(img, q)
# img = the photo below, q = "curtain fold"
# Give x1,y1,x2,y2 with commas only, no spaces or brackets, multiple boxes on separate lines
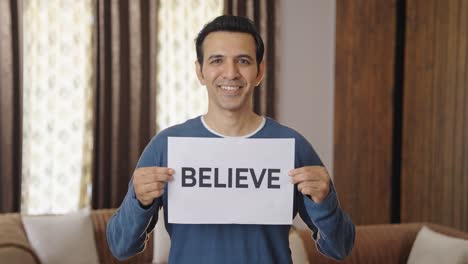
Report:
224,0,278,118
92,0,158,209
0,0,22,213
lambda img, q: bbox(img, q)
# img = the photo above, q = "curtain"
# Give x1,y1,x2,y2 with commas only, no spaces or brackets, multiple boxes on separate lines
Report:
224,0,278,118
21,0,96,214
0,0,22,213
92,0,158,209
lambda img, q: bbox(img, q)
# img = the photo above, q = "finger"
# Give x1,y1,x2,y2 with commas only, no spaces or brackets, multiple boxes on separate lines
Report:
141,182,165,193
297,181,321,192
135,167,174,181
300,186,327,198
135,171,174,184
147,173,174,184
301,187,330,203
288,166,324,176
299,186,318,196
141,189,165,200
290,166,330,184
136,166,175,175
290,172,322,184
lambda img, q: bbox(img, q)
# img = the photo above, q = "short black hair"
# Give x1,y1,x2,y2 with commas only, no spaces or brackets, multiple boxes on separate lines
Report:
195,15,264,71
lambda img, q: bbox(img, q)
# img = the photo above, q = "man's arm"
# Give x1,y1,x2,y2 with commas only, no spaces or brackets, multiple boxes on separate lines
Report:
290,165,355,260
106,184,160,260
296,182,355,260
106,136,173,260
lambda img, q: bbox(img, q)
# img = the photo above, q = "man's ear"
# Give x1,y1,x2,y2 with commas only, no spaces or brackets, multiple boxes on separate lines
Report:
195,61,206,85
255,60,266,86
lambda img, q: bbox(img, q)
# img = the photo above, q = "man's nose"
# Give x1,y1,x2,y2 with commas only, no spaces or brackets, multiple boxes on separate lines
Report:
222,60,240,79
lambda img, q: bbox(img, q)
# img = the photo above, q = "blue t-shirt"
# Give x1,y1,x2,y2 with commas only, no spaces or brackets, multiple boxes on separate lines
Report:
107,116,355,263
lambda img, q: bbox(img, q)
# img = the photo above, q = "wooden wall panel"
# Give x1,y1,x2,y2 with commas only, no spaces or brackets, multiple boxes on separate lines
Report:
401,0,468,232
334,1,397,224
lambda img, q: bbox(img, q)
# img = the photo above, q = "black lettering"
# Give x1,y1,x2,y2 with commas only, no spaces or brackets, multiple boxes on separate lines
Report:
250,168,266,188
228,168,233,188
268,169,281,189
214,168,226,188
236,168,249,188
182,167,196,187
199,167,211,187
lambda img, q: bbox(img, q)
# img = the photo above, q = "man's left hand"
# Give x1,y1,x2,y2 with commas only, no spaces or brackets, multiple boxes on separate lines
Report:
289,166,331,204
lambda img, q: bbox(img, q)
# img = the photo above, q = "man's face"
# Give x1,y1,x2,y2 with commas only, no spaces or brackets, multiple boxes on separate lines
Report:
196,31,265,113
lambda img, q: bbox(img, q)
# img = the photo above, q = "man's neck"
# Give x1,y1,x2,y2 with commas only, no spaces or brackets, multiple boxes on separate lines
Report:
203,110,263,137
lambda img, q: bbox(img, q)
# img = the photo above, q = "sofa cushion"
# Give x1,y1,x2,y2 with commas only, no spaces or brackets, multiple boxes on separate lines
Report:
0,213,40,264
289,227,308,264
23,209,100,264
152,208,171,264
407,226,468,264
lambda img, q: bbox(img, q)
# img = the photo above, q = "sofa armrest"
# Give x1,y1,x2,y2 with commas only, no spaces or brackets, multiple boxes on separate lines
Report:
0,247,39,264
297,223,425,264
424,223,468,240
90,209,154,264
0,213,41,264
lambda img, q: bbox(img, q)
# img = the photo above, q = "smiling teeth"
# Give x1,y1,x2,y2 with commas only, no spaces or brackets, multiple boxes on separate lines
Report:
220,86,240,91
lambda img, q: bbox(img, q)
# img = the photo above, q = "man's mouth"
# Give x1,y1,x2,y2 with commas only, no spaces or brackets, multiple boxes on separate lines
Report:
219,85,241,91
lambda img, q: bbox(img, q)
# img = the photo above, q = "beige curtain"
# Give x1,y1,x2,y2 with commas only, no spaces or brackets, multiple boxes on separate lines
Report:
224,0,278,118
92,0,159,209
0,0,22,213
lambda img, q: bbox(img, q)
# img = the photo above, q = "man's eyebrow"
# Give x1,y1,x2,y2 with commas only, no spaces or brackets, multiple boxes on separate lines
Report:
207,54,255,61
236,54,254,61
207,54,224,60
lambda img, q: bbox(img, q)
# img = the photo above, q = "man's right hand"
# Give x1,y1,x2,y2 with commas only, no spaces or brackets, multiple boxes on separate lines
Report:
133,167,174,207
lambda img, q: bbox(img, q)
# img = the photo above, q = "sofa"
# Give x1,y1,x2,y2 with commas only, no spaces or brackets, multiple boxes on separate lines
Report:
299,222,468,263
0,209,152,264
1,209,467,264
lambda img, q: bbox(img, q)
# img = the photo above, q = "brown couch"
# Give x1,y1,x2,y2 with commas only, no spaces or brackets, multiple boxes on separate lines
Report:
299,222,468,263
1,209,467,264
0,209,152,264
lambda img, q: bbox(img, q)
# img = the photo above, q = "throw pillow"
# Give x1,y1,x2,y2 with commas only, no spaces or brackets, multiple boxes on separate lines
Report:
407,226,468,264
22,209,100,264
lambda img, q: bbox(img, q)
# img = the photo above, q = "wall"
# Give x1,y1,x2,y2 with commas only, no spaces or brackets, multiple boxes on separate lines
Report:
277,0,336,175
280,0,468,233
401,0,468,232
333,1,397,225
331,0,468,232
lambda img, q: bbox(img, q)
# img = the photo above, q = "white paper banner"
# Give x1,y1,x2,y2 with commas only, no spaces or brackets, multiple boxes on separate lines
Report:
167,137,295,225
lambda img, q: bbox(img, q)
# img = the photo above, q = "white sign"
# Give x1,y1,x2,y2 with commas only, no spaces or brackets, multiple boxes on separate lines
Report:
167,137,295,225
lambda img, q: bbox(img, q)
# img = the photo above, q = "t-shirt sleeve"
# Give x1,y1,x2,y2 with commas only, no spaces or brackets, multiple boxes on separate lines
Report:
106,135,165,260
294,135,355,260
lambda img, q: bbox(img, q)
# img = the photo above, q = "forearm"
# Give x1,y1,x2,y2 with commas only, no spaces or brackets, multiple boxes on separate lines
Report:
302,188,355,260
106,188,159,260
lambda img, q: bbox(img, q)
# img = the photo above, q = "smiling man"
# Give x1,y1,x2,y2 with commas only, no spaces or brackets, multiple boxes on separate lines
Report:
106,15,355,264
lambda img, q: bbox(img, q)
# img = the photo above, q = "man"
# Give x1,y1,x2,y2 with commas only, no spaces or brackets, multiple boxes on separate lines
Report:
107,15,355,263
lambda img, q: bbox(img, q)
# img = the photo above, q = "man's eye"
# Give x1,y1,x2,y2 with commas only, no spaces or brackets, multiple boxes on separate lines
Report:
238,59,250,64
210,59,222,64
